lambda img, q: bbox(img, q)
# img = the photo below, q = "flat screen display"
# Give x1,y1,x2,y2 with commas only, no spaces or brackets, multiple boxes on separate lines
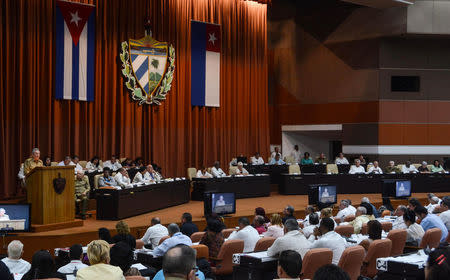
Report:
318,185,337,204
211,193,236,215
395,181,411,198
0,204,31,232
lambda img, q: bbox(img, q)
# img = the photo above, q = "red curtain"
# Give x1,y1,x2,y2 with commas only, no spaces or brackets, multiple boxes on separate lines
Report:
0,0,269,199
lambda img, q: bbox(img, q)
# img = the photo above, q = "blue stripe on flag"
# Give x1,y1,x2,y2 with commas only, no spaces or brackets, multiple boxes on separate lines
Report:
191,21,206,106
131,54,139,62
135,57,148,80
72,41,79,100
86,12,95,102
55,7,65,100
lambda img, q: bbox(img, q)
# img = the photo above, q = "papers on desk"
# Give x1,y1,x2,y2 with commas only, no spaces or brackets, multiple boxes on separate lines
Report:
232,251,277,264
376,250,428,271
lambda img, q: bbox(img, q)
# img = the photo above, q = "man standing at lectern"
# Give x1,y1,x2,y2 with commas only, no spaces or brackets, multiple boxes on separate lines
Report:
23,148,43,175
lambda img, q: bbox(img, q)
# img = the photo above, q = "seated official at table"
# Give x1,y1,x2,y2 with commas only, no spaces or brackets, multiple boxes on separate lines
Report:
367,160,383,174
300,152,313,165
43,155,52,167
24,148,43,175
271,146,282,159
58,156,74,167
133,166,152,184
431,160,445,173
385,160,400,174
86,156,102,173
250,152,265,165
358,154,367,165
349,159,365,174
153,224,192,257
121,158,135,170
196,166,213,178
114,168,133,189
134,157,144,168
211,161,227,178
269,154,286,165
103,155,122,172
402,161,418,174
235,162,249,175
146,164,163,182
403,209,424,246
98,167,118,188
315,153,328,164
335,152,349,165
418,161,430,173
72,155,84,173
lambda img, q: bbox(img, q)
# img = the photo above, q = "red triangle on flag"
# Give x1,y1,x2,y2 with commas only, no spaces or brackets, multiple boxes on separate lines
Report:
56,0,95,46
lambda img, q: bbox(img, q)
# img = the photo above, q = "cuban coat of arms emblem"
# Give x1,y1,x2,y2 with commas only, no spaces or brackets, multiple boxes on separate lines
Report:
120,26,175,105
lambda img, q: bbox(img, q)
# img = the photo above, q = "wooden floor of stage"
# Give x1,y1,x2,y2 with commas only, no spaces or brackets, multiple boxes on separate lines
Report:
3,191,449,261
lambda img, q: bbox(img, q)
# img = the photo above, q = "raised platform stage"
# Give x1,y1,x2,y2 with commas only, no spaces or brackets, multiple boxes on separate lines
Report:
2,191,449,262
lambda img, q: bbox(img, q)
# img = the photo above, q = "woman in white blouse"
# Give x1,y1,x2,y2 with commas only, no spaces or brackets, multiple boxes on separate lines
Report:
86,156,102,173
263,214,284,238
404,209,425,246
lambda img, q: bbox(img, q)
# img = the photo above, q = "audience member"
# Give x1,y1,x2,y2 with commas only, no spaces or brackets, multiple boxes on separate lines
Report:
385,161,400,174
180,213,198,237
439,196,450,231
359,220,382,251
253,215,267,234
1,240,31,275
408,197,422,210
418,161,430,173
211,161,226,178
251,152,265,165
57,244,88,275
276,250,302,280
235,162,249,175
300,152,313,165
335,200,355,221
112,221,136,249
255,207,270,225
267,219,310,259
269,153,286,165
162,245,197,280
86,156,102,172
392,205,407,230
403,209,425,246
348,206,371,234
361,197,380,218
0,261,13,280
303,205,316,227
98,227,113,244
367,160,383,174
264,214,284,238
199,219,224,258
402,161,418,173
76,240,125,279
153,223,192,257
347,199,357,214
425,247,450,280
282,205,296,224
291,145,301,164
98,167,118,188
103,155,122,172
414,206,448,242
113,168,133,189
427,196,441,214
22,250,66,280
313,264,350,280
320,208,337,228
335,153,349,165
204,213,226,232
302,213,319,239
349,159,365,174
308,218,346,265
315,153,328,164
109,241,134,275
228,217,260,253
431,160,445,173
196,166,213,178
140,217,169,249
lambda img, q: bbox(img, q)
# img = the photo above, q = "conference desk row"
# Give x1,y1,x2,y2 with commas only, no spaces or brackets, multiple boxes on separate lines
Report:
279,173,450,195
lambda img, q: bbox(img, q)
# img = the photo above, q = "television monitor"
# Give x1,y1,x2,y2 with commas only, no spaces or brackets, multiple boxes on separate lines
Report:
0,204,31,232
308,185,337,206
203,192,236,216
382,180,412,198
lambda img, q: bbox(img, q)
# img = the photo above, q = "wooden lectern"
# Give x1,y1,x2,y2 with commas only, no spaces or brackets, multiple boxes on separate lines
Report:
25,166,75,225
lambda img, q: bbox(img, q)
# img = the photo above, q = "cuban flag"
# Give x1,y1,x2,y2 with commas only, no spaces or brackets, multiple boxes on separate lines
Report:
191,21,221,107
55,0,95,101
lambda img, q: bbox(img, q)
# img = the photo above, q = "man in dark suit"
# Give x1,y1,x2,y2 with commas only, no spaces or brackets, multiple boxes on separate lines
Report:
180,213,198,237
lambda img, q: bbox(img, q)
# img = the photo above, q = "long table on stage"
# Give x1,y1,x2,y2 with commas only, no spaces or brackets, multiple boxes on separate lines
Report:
246,164,289,184
279,173,450,195
191,175,271,201
95,179,190,220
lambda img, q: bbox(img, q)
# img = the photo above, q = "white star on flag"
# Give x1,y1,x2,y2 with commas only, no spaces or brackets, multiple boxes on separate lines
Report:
209,32,217,45
70,10,81,26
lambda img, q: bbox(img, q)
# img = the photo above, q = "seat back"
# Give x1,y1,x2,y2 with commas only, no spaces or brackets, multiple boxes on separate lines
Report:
187,167,197,180
221,228,235,239
301,248,333,279
381,222,393,232
420,228,442,249
190,231,206,243
344,215,355,222
387,229,407,256
361,223,368,235
361,239,392,278
338,245,365,280
335,225,355,238
159,235,170,245
366,164,373,172
191,244,209,259
381,210,391,217
93,174,103,189
229,166,238,175
136,239,145,249
413,163,421,168
51,161,58,166
284,155,295,164
78,160,87,168
253,237,276,252
289,164,301,174
215,239,244,275
326,164,338,174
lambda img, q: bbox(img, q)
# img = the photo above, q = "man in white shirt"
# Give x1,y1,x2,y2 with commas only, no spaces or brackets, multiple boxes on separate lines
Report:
349,159,365,174
72,155,84,173
235,162,249,175
1,240,31,275
146,164,163,182
302,213,319,239
367,160,383,174
211,161,227,178
58,156,75,167
426,196,440,214
276,250,302,280
271,146,282,159
102,155,122,171
57,244,88,276
139,217,169,249
392,205,407,230
267,219,310,258
290,145,301,163
133,166,152,184
250,152,265,165
215,195,226,206
439,196,450,231
0,208,10,221
335,200,356,222
228,217,260,253
335,153,349,165
308,218,346,265
196,167,213,178
114,168,133,188
402,161,418,174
